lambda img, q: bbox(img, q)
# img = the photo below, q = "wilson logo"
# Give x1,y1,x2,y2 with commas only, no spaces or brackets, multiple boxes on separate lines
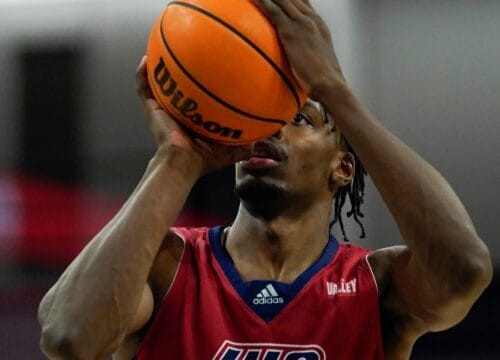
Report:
153,57,243,139
213,340,326,360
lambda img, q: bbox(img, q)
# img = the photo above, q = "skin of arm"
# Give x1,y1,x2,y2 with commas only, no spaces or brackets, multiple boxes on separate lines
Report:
253,0,492,354
37,58,251,359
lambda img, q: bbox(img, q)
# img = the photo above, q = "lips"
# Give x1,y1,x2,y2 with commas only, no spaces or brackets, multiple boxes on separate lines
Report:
240,141,285,170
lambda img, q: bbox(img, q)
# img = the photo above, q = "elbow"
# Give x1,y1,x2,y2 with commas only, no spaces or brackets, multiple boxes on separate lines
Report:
470,240,493,291
38,294,87,359
40,324,115,360
40,325,87,359
452,238,493,297
38,293,121,359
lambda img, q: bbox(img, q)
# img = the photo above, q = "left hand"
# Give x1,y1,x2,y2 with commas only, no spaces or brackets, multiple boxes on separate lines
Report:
253,0,345,98
136,57,251,177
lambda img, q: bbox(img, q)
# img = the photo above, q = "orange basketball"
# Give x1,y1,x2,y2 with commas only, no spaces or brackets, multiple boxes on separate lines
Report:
146,0,306,145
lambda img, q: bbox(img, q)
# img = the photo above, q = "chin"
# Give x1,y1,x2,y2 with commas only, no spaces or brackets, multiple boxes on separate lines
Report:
234,177,288,218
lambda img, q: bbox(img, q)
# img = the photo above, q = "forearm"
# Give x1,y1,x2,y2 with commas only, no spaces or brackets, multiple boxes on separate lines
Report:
39,149,201,358
318,82,491,280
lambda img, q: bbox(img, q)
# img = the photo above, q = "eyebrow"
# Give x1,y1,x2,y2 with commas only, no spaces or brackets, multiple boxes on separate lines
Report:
302,100,322,118
305,99,321,111
302,99,336,131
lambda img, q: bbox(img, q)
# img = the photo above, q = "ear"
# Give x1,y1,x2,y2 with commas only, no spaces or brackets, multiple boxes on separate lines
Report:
329,151,355,191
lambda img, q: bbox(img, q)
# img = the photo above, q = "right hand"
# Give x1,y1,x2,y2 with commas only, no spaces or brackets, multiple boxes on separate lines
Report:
136,56,252,176
252,0,345,100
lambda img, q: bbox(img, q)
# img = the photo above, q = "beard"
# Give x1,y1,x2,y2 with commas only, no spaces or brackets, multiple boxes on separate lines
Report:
234,177,290,220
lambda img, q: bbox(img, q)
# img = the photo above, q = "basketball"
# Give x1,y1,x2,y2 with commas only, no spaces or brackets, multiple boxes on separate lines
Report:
146,0,307,145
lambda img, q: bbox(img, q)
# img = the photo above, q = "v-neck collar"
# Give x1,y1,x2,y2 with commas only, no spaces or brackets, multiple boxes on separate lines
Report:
209,226,339,323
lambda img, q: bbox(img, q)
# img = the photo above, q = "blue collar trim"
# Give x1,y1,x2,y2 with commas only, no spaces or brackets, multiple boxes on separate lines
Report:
209,226,339,322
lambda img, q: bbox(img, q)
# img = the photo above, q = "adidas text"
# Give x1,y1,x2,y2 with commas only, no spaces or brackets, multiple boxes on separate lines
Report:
253,284,284,305
253,297,284,305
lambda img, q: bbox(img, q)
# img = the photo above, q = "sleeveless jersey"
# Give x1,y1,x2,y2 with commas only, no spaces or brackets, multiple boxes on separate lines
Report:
136,226,383,359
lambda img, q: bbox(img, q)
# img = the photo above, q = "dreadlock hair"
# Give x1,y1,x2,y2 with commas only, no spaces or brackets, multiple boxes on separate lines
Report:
323,107,367,242
329,142,367,241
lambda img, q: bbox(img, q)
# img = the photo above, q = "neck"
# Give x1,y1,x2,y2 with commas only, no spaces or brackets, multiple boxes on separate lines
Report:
226,200,333,283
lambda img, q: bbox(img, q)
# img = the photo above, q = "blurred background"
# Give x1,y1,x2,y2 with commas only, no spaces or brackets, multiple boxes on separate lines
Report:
0,0,498,358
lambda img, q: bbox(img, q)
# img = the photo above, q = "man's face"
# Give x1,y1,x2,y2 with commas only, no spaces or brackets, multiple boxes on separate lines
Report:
234,99,343,217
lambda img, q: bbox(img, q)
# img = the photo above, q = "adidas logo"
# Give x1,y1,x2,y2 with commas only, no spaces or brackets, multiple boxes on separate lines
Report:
252,284,284,305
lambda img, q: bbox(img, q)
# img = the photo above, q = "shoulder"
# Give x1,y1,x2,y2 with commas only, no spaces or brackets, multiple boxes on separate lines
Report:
366,246,425,357
366,245,409,295
169,226,211,244
149,228,204,294
338,242,372,256
334,242,376,273
149,226,216,296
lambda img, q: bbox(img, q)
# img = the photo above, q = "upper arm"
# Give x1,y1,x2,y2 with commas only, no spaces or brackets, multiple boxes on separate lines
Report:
369,245,490,334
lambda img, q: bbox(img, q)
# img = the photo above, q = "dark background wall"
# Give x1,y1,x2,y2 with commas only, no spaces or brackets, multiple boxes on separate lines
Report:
0,0,498,358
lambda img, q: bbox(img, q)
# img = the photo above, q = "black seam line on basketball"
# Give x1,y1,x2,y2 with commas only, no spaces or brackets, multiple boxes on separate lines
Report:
169,1,301,112
160,6,287,126
164,2,299,122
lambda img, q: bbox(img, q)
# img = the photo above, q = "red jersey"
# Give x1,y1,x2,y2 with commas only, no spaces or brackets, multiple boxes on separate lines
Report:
136,226,383,359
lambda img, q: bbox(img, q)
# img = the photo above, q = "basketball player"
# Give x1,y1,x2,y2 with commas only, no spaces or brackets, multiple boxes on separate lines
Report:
38,0,492,359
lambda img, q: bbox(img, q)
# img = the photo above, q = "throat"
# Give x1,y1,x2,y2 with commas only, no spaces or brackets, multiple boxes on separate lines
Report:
223,224,330,284
211,226,339,322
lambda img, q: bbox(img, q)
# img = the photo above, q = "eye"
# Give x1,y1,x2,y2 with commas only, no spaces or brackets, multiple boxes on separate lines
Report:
292,113,313,128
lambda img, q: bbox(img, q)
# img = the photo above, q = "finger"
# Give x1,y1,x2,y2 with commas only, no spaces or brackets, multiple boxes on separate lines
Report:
299,0,313,9
290,0,330,39
135,56,147,88
252,0,287,25
142,97,163,127
272,0,304,19
289,0,314,14
136,56,154,103
147,104,185,146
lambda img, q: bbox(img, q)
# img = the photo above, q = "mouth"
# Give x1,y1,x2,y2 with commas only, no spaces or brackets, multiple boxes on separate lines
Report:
240,140,285,170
